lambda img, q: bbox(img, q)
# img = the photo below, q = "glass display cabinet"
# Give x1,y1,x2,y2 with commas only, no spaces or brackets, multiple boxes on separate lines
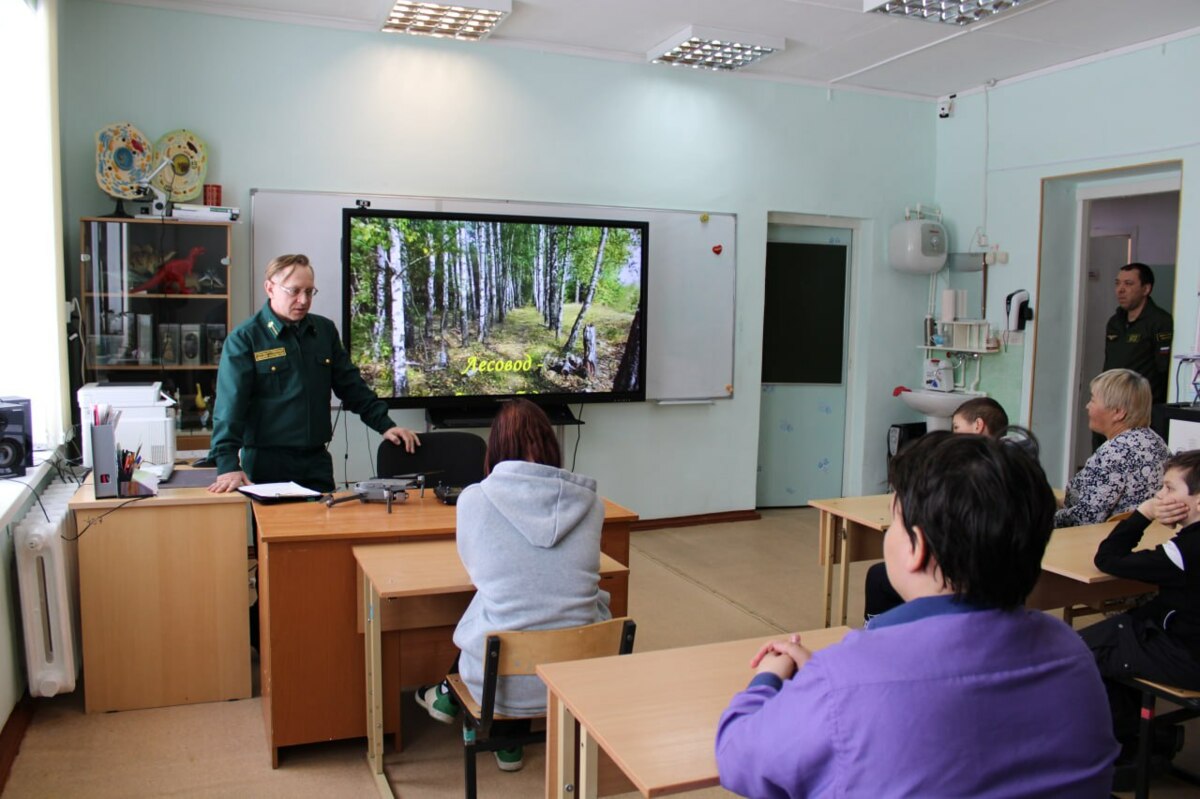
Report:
79,217,233,449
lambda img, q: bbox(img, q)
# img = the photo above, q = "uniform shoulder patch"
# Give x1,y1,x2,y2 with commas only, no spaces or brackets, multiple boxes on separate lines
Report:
1106,334,1118,341
254,347,287,362
1157,332,1173,342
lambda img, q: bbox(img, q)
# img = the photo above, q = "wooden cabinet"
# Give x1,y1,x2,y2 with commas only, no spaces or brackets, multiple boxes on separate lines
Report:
69,481,252,712
79,218,233,448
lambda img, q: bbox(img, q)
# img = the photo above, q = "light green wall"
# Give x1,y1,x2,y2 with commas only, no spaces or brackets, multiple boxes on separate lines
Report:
935,34,1200,456
57,0,937,513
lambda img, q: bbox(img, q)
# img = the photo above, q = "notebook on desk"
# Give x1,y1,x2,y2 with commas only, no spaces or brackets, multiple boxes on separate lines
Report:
237,482,323,503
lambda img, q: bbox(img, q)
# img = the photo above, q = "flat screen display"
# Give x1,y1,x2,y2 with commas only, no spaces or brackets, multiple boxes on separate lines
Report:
342,208,647,410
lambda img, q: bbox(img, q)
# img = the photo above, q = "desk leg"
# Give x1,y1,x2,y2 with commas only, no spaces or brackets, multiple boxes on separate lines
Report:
363,579,392,797
549,692,578,799
838,524,852,627
578,726,600,799
820,511,835,628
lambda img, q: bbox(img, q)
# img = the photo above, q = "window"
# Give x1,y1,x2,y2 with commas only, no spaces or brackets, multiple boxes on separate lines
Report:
0,0,68,449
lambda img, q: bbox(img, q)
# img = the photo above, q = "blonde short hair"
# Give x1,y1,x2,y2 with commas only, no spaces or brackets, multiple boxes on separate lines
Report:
1091,368,1152,429
264,253,313,283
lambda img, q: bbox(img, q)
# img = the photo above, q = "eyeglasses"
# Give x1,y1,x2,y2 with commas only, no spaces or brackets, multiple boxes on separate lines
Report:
272,281,318,299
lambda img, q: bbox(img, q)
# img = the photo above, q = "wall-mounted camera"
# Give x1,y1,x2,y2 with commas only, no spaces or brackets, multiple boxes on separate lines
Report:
937,94,956,119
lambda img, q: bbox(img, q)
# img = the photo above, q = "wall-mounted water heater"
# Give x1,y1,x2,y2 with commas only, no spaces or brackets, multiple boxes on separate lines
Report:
889,219,948,274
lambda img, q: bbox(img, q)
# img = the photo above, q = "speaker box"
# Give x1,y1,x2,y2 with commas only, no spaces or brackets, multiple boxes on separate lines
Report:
0,397,33,478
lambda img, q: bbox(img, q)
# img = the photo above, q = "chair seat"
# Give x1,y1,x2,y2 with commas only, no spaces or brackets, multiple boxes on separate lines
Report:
445,673,539,721
1116,676,1200,798
1130,677,1200,703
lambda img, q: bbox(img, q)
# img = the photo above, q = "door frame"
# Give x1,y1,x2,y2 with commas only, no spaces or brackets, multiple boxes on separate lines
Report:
1030,166,1181,486
764,212,862,496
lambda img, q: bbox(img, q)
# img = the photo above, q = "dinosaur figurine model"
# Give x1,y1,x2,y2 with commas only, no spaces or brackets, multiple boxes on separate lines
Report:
130,246,206,294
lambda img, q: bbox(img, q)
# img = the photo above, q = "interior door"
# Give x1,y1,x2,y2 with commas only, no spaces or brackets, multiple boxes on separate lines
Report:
757,227,850,506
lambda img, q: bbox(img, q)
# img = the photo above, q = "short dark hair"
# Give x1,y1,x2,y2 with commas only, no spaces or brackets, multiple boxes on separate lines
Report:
887,428,1055,609
1120,262,1155,288
485,399,561,473
953,397,1009,437
1164,450,1200,495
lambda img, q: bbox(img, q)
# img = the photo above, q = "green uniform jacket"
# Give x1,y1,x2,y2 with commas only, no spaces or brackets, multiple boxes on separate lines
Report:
210,303,394,480
1103,296,1173,404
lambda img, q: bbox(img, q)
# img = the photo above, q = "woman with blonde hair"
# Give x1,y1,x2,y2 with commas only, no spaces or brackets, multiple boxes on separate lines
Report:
1055,368,1168,527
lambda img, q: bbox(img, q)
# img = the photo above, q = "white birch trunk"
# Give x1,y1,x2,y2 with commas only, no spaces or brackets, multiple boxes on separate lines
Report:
388,228,408,395
563,227,608,352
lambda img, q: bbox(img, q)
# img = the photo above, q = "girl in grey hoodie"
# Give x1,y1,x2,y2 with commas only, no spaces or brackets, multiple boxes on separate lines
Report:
415,399,611,771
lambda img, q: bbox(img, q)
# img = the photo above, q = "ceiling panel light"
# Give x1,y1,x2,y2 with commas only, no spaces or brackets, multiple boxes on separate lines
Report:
864,0,1030,27
383,0,511,40
647,26,785,72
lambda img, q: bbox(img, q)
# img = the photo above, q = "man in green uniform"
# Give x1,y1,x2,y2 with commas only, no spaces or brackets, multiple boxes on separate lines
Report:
1093,262,1173,451
1103,262,1173,404
207,253,419,494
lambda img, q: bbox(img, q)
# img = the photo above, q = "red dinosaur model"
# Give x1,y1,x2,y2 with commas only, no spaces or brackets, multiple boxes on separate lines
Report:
131,246,206,294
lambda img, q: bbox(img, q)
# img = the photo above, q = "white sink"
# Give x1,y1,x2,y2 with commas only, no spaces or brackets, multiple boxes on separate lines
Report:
898,390,970,431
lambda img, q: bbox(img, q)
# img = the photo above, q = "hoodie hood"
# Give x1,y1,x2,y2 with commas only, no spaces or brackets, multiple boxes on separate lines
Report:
479,460,598,548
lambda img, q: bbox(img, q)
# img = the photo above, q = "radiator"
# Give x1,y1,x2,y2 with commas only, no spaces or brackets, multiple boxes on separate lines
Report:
13,478,81,697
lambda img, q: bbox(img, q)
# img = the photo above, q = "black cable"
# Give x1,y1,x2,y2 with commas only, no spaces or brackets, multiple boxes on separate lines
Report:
571,403,584,472
62,495,151,541
1,476,51,522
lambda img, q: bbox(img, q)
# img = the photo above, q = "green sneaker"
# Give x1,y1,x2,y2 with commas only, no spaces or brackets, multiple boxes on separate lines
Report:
414,682,459,724
494,746,524,772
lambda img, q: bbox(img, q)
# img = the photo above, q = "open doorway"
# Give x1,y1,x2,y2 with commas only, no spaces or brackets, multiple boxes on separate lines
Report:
1030,166,1181,486
1071,191,1179,472
757,221,853,506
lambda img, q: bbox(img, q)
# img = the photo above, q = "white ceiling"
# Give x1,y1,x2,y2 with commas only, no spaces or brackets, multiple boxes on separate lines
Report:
113,0,1200,98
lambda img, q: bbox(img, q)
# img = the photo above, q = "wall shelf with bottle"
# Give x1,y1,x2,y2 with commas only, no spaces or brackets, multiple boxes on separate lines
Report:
79,217,233,445
919,318,999,354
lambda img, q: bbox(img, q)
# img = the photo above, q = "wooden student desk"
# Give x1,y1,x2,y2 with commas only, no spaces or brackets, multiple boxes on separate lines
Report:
809,493,890,627
812,494,1167,626
255,492,636,766
538,627,851,798
354,540,630,798
69,477,252,713
1027,519,1171,610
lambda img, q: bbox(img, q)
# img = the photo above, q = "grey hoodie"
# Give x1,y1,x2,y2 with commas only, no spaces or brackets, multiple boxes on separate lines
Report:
453,460,611,716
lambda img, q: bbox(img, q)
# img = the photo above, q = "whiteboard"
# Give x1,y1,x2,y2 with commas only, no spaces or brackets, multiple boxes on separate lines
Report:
249,189,736,401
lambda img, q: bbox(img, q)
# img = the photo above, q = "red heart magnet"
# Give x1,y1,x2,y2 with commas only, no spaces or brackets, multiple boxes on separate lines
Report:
712,244,723,255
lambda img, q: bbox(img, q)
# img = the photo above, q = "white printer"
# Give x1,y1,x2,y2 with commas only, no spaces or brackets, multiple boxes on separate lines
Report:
78,382,176,479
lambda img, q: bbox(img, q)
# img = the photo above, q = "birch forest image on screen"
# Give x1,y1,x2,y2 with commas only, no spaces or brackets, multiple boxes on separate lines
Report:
347,215,644,398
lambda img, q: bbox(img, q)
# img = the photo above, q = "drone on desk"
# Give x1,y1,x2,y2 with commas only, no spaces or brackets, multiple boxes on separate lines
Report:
325,472,441,514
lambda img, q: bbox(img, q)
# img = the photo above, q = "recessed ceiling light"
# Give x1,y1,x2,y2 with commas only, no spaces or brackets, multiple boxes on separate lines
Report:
648,26,785,72
864,0,1031,27
383,0,511,40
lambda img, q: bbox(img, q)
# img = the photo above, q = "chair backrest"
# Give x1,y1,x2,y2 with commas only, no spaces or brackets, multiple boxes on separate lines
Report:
376,431,487,487
486,617,637,677
473,618,636,725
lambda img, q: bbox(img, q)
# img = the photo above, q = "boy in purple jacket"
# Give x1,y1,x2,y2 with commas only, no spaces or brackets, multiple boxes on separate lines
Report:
715,431,1118,798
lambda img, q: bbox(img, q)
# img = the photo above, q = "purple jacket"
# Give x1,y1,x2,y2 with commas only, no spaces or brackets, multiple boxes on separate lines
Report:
716,599,1117,798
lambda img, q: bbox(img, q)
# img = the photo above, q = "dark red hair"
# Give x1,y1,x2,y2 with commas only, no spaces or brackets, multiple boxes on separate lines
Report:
485,399,562,473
